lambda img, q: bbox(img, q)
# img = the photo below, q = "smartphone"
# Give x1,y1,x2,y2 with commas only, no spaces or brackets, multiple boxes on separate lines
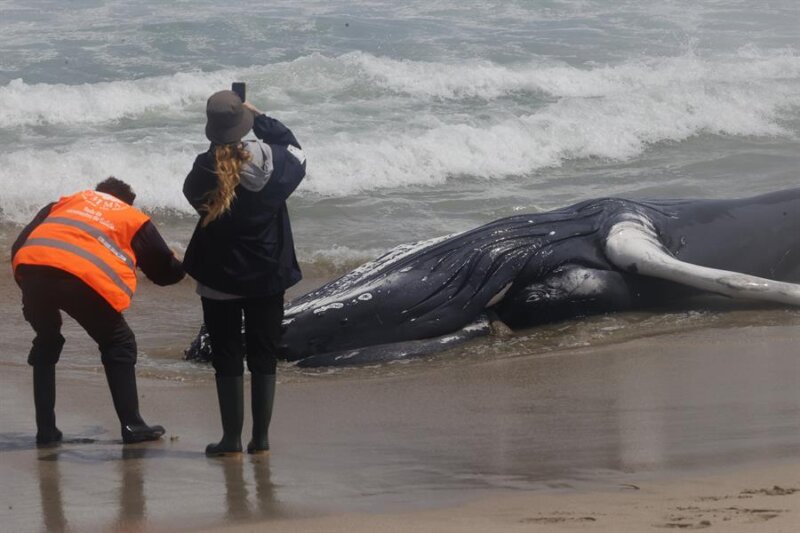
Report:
231,82,246,102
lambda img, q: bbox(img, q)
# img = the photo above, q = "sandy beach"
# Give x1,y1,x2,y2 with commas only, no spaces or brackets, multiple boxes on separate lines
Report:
2,314,800,532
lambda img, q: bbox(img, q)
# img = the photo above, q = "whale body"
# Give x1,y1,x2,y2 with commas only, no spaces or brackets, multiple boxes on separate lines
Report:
186,188,800,367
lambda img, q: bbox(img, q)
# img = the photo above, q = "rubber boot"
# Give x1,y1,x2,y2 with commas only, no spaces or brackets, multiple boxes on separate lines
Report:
206,375,244,457
247,374,276,454
33,365,62,446
104,363,165,444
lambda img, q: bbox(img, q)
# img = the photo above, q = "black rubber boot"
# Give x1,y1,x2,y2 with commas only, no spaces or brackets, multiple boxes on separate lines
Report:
104,363,165,444
33,365,62,446
247,374,276,455
206,375,244,457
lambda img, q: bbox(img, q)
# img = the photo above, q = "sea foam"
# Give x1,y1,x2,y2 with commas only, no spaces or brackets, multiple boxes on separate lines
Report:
1,48,799,222
303,49,800,195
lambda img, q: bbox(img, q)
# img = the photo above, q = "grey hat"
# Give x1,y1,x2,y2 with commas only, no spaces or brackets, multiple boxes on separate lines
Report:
205,90,254,145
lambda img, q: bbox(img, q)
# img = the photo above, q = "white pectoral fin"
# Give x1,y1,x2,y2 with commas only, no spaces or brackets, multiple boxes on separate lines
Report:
605,219,800,306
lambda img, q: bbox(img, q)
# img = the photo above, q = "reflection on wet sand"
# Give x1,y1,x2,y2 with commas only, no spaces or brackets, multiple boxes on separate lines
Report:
35,446,153,532
31,442,282,532
116,446,149,530
37,451,68,533
215,455,284,522
252,457,280,518
219,457,251,521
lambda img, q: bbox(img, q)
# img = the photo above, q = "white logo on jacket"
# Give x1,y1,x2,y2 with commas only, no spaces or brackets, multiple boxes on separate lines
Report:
287,144,306,165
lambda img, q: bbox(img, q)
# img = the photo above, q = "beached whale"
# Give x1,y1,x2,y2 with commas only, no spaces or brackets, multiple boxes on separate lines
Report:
186,188,800,367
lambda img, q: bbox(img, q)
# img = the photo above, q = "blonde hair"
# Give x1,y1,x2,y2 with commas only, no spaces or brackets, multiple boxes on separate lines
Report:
201,143,252,227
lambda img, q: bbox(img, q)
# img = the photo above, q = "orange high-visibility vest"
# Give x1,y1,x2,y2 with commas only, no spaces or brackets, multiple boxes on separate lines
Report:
12,190,150,312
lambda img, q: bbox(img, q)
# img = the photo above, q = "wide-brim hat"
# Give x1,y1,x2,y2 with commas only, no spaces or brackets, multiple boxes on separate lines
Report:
205,90,254,145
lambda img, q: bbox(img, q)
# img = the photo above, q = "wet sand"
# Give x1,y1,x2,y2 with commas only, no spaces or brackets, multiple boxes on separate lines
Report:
2,320,800,532
210,462,800,533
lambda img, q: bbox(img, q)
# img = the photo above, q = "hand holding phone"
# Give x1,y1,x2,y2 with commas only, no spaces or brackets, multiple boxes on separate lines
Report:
242,101,262,115
231,82,246,102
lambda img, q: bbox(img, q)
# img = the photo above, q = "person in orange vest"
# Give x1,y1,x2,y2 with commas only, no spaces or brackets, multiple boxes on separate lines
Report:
12,177,185,445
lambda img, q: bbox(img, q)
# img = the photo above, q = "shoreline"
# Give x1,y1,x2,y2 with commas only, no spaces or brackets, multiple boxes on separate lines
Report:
2,323,800,531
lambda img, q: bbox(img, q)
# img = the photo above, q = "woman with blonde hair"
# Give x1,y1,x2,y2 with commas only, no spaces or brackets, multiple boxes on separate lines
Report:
183,89,306,456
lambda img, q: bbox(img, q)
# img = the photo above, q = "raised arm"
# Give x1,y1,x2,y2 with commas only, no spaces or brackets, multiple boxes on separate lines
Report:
241,103,307,205
244,102,301,149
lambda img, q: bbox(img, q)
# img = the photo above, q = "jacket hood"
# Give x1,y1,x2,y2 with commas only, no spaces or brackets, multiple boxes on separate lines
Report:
239,140,274,192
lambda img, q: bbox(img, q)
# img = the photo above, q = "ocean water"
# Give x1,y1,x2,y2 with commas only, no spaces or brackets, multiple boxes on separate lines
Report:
2,0,800,374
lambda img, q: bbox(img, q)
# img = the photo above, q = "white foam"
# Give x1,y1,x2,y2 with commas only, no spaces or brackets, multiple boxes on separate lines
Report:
0,143,199,222
2,48,799,220
336,48,800,100
302,244,387,268
304,82,795,196
1,73,219,128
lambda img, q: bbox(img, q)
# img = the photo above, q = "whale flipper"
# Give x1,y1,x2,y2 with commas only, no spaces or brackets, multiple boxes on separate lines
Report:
605,217,800,305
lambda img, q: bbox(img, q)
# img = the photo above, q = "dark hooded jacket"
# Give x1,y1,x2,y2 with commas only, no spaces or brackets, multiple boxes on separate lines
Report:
182,114,306,296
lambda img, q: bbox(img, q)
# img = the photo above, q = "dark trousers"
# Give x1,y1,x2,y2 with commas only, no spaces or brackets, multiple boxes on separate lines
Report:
201,294,284,377
18,266,137,366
